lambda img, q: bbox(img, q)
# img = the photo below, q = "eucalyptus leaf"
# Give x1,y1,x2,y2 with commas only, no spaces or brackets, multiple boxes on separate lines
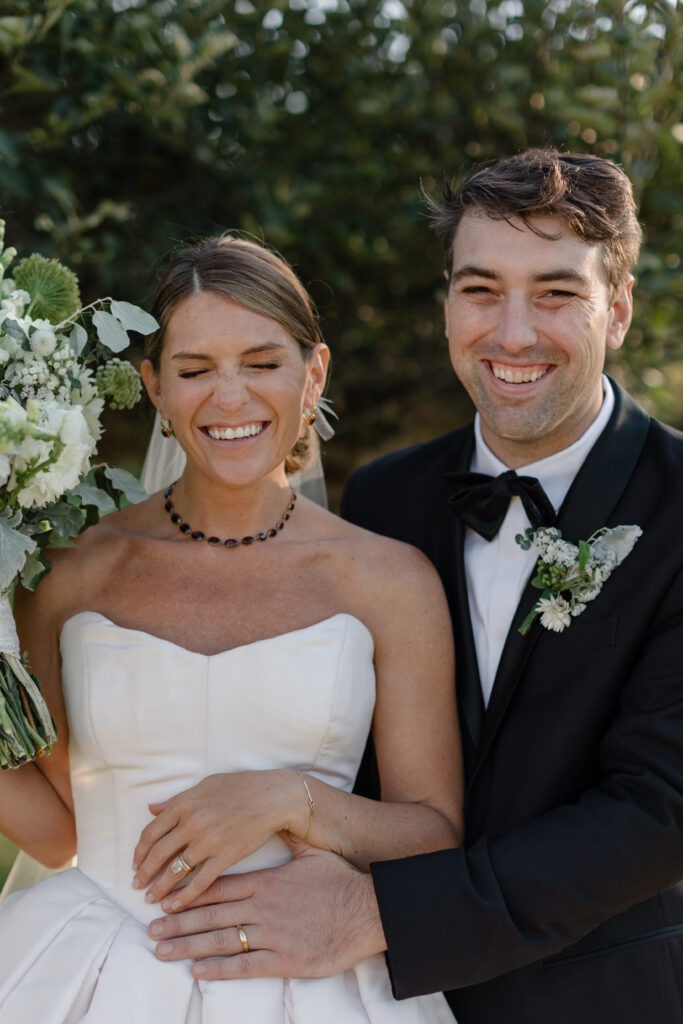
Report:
20,549,51,592
110,300,159,336
92,309,129,353
0,514,36,591
70,480,116,513
104,466,148,504
1,318,26,342
68,322,88,356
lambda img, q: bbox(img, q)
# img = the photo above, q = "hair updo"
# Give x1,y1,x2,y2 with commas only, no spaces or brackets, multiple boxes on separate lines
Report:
145,234,324,474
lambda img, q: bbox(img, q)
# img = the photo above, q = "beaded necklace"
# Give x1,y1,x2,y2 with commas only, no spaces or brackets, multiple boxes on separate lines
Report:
163,483,297,548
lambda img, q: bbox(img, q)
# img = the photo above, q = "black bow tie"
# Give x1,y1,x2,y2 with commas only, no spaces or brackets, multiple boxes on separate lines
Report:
446,469,557,541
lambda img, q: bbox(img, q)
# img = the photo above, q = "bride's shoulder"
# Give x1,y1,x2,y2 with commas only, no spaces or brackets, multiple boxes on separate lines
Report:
316,509,446,616
20,496,161,607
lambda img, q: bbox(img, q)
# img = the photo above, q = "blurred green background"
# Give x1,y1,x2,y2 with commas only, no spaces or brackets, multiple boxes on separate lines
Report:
0,0,681,882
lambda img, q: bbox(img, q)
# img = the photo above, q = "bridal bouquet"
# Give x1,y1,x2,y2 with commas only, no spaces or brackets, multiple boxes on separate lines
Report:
0,221,157,769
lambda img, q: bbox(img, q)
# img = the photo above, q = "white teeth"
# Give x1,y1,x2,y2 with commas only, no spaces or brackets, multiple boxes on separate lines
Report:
206,423,263,440
492,366,548,384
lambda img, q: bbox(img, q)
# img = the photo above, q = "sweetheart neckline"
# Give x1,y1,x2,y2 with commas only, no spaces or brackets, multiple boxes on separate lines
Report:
60,610,375,660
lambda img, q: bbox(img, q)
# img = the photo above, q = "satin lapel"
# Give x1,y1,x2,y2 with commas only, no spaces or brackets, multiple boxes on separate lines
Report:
433,427,485,767
471,381,651,779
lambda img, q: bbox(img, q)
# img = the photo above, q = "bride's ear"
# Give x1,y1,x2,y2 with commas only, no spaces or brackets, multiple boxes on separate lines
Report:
141,359,162,413
304,343,330,408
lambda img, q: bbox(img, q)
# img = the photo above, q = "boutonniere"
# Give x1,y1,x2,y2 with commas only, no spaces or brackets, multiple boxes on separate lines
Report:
515,524,643,635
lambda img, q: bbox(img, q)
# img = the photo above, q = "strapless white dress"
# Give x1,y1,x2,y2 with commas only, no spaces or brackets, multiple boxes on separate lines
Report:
0,611,454,1023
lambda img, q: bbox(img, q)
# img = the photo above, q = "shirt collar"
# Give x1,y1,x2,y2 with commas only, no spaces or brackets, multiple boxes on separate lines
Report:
471,375,615,513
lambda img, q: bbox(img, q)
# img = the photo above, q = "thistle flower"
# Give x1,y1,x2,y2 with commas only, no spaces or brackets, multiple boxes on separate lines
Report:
13,253,81,324
96,358,142,409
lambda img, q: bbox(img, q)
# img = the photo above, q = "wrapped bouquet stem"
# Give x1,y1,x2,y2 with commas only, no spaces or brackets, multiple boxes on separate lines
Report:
0,220,157,767
0,592,55,768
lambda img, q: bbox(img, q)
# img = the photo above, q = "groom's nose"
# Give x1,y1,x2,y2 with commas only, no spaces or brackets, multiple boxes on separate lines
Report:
493,295,538,352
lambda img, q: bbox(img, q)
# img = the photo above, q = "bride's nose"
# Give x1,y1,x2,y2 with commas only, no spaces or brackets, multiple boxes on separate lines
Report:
212,370,250,409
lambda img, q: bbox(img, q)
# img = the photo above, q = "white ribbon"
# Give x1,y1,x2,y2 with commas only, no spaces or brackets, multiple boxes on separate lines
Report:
0,593,20,657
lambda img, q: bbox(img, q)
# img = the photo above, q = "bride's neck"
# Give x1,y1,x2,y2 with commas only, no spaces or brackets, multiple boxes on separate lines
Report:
168,469,292,539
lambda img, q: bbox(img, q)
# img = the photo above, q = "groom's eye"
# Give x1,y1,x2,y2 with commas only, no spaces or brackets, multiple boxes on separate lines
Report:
179,369,209,378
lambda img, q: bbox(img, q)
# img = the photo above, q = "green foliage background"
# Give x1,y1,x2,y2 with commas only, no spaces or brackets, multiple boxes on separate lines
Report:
0,0,680,887
0,0,681,502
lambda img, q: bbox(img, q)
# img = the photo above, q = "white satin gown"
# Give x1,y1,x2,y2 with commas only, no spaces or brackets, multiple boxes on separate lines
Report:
0,611,454,1023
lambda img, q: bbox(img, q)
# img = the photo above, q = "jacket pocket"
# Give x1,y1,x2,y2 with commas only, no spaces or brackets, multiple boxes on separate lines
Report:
534,615,619,662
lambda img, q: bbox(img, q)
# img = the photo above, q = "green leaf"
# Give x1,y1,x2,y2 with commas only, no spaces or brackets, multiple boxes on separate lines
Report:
45,533,77,549
70,480,116,513
110,300,159,336
578,539,591,572
20,550,51,591
1,318,26,342
104,466,147,504
0,513,36,591
92,310,129,353
42,500,86,537
68,323,88,356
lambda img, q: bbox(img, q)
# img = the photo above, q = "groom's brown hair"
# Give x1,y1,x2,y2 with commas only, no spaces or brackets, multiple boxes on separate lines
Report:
430,149,642,299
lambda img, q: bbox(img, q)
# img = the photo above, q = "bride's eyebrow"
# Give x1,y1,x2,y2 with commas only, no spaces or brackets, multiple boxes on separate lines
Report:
171,343,285,360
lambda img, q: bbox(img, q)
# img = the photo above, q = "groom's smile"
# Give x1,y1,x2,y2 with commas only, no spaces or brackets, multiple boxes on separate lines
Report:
444,211,633,469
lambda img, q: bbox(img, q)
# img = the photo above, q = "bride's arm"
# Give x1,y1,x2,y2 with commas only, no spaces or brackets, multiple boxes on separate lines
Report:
135,540,464,909
0,573,76,868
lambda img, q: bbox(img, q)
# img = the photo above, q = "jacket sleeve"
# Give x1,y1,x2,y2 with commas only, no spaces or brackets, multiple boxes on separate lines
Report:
371,564,683,997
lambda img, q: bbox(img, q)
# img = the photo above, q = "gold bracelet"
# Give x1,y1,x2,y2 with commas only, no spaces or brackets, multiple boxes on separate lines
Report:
294,769,315,843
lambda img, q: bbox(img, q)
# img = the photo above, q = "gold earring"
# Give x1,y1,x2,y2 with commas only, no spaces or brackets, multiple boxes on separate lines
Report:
160,417,174,438
302,406,316,426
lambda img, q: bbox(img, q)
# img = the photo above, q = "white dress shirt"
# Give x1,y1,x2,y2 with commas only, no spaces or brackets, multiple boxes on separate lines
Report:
465,377,615,706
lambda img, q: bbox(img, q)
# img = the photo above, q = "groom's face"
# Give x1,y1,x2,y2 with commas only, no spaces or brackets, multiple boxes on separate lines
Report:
444,211,633,468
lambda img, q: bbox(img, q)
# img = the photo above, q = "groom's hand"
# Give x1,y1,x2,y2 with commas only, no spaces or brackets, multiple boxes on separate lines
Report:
147,844,387,980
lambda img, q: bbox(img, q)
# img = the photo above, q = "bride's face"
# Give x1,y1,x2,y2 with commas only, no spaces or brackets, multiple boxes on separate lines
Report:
142,290,328,488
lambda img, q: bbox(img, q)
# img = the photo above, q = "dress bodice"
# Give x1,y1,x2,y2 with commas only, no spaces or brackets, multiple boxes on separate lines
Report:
60,611,376,924
0,611,454,1022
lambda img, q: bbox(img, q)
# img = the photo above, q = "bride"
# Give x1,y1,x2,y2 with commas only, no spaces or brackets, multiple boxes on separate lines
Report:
0,235,461,1022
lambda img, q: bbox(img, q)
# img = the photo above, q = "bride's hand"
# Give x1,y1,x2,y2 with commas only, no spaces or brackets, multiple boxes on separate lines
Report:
132,770,302,910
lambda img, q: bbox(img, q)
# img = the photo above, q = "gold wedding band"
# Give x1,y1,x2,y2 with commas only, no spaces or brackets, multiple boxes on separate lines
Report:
236,925,249,953
170,852,192,875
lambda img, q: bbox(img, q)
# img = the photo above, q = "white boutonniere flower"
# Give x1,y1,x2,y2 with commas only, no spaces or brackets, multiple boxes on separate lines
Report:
516,524,643,635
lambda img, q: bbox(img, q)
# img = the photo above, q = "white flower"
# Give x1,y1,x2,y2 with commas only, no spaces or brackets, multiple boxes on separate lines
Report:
0,454,10,487
29,327,57,357
538,596,572,633
12,403,96,509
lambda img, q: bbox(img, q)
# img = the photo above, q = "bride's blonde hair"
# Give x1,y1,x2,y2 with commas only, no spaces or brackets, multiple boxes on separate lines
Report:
146,235,324,474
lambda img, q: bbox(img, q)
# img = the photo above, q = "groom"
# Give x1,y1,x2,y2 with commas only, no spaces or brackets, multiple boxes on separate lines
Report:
150,150,683,1022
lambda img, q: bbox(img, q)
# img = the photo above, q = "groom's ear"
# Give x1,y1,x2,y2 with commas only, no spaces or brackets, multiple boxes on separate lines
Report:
141,359,162,412
606,276,634,352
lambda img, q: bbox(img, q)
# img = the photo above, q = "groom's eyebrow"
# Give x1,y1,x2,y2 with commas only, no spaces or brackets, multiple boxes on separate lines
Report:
450,265,498,281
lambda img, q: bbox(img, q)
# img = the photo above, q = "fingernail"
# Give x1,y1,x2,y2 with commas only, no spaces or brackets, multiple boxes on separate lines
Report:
170,899,182,911
132,858,139,870
193,964,206,976
132,876,142,890
157,941,173,955
145,892,157,903
149,922,164,937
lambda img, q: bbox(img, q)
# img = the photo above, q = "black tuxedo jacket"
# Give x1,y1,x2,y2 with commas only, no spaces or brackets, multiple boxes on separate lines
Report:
342,382,683,1024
